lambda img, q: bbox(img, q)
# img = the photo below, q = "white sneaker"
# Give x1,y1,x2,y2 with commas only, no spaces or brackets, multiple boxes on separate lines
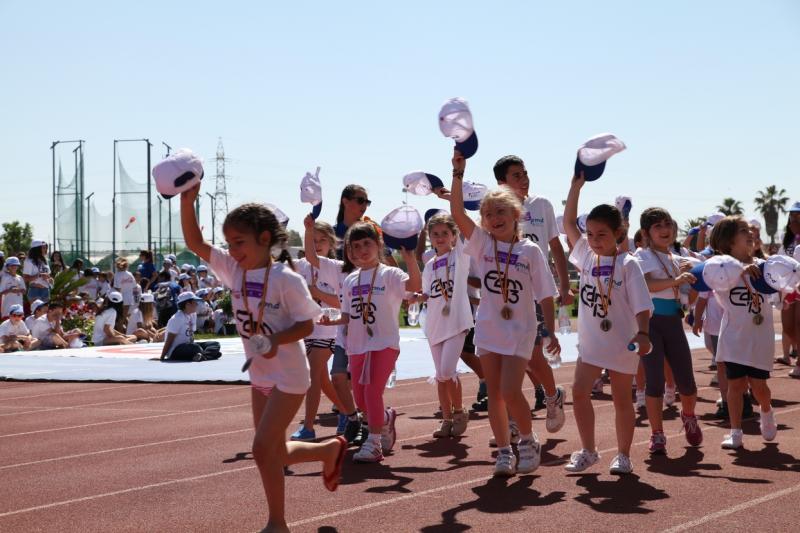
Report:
609,453,633,475
664,386,676,407
516,435,542,473
545,386,566,433
635,390,646,410
380,407,397,452
493,448,517,477
721,429,744,449
564,449,600,472
716,396,723,407
353,438,384,463
488,420,520,447
760,410,778,441
789,366,800,378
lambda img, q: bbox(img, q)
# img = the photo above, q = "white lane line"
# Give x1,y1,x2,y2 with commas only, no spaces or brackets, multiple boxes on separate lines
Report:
0,385,247,418
660,484,800,532
0,403,250,439
0,428,252,471
0,466,257,519
0,383,148,402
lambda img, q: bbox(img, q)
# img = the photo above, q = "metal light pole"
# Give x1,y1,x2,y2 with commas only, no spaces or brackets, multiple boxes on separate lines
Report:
85,192,95,263
162,142,172,252
206,192,216,245
72,145,81,257
50,139,83,252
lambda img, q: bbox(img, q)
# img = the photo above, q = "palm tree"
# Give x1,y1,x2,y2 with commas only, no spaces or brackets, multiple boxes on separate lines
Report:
716,198,743,216
681,217,706,237
754,186,790,244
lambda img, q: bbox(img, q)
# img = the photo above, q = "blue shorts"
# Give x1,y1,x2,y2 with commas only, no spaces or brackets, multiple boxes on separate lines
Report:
330,345,349,376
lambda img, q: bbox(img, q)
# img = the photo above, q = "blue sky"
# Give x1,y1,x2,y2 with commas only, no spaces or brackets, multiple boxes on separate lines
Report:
1,0,799,247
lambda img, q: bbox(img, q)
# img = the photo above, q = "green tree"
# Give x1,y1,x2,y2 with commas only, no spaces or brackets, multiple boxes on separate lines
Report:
681,217,706,237
754,186,790,244
1,221,33,255
716,198,743,216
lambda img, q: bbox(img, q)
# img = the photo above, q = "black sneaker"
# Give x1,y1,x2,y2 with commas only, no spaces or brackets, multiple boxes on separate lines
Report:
351,423,370,447
344,417,362,443
472,396,489,412
533,385,546,411
713,402,729,420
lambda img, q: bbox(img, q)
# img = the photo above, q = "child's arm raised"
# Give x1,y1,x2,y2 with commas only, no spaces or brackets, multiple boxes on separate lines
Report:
400,248,422,293
563,173,584,248
303,214,320,269
448,149,476,240
180,185,212,263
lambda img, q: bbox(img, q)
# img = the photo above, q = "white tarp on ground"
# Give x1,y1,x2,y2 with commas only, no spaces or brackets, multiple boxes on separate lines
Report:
0,330,717,383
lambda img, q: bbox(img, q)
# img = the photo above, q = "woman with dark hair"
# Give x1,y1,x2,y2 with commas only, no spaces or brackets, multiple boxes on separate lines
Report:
92,291,137,346
68,259,84,282
778,203,800,376
23,240,52,302
50,251,67,276
334,184,397,266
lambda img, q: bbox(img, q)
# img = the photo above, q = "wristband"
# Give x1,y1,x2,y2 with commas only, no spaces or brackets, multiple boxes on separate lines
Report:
637,331,649,337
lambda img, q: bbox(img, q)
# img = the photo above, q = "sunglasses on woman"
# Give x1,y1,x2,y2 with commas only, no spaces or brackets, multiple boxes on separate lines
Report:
351,196,372,206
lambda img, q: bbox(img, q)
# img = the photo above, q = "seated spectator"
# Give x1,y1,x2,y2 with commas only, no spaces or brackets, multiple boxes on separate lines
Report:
92,292,137,346
0,304,38,351
126,293,160,342
194,288,213,332
82,268,100,300
160,292,220,361
31,301,82,349
197,265,217,289
97,272,111,299
26,299,47,331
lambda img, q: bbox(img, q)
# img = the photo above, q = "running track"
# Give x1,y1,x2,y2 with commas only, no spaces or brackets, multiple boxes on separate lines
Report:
1,344,799,532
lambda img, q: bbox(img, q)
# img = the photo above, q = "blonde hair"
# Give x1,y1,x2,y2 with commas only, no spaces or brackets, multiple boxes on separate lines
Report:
314,221,338,259
116,258,129,270
427,213,458,236
479,188,522,237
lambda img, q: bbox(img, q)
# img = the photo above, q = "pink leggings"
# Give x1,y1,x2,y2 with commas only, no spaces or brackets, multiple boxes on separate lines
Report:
348,348,400,428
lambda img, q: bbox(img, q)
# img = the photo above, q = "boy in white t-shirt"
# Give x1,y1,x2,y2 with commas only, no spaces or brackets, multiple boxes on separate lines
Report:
0,304,39,351
161,292,220,361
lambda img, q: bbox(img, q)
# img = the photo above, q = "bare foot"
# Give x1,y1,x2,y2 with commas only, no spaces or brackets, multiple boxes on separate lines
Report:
322,437,344,480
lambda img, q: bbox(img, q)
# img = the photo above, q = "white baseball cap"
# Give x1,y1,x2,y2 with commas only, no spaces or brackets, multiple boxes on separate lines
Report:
5,256,20,267
152,148,204,199
300,167,323,219
167,254,177,262
381,205,423,251
8,304,24,316
107,291,124,304
30,299,47,313
438,97,478,159
463,181,488,211
177,291,203,305
179,273,190,281
556,215,566,235
195,288,210,297
265,204,289,228
403,171,444,196
762,255,800,293
748,218,761,229
31,239,47,248
575,133,626,181
702,255,743,292
705,212,726,227
577,214,589,234
140,292,155,303
789,201,800,213
615,196,633,220
197,265,208,272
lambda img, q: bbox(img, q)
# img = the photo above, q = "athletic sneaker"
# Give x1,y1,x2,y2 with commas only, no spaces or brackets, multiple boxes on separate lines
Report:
290,426,316,441
472,382,488,411
533,384,546,411
789,366,800,378
451,410,469,437
609,453,633,475
713,402,729,420
545,386,566,433
648,431,667,454
489,420,520,447
493,448,517,477
564,449,600,472
601,368,611,383
336,414,348,435
681,412,703,446
381,407,397,452
516,436,542,473
760,410,777,441
775,355,792,365
710,374,719,386
344,416,362,444
353,438,383,463
664,386,676,407
721,429,743,449
433,419,453,438
635,390,646,410
591,378,604,395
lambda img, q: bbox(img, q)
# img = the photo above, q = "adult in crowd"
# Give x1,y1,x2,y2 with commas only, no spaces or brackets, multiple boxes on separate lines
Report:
23,240,52,302
138,250,158,290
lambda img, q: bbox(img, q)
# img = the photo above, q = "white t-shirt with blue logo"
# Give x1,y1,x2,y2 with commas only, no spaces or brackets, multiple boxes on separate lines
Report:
520,195,559,259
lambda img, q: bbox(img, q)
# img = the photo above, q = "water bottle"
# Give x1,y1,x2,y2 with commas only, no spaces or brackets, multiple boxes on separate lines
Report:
407,302,420,327
387,366,397,388
547,352,562,369
558,305,571,335
418,305,427,330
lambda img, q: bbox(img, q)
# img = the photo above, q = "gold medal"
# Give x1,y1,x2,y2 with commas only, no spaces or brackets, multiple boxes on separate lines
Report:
753,314,764,326
493,234,518,324
442,304,450,317
600,318,612,332
501,306,513,320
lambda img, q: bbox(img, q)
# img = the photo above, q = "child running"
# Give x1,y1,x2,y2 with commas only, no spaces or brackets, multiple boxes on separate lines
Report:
562,173,653,474
635,207,703,454
709,216,778,449
413,212,474,438
449,149,560,477
180,185,346,533
322,221,421,462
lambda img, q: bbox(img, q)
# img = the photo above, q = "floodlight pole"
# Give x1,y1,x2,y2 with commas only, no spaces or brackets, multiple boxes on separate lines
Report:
163,142,172,252
146,139,152,254
50,139,83,252
85,192,95,263
206,192,216,245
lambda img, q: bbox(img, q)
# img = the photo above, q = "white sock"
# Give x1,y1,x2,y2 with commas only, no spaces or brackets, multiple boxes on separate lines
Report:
519,432,533,443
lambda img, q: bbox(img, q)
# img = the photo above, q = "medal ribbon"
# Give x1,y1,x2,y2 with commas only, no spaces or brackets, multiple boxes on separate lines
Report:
594,250,618,317
435,253,451,305
652,248,680,301
357,264,380,329
493,235,518,308
741,270,762,317
241,263,271,337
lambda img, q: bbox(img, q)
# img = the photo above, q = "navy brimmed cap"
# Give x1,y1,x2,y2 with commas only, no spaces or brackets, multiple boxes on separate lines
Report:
574,133,626,181
265,204,289,228
381,205,423,251
177,291,203,305
152,148,204,199
424,208,448,224
762,255,800,293
403,172,445,196
702,255,743,292
463,181,487,211
614,196,633,220
751,262,777,295
300,167,323,219
577,214,588,234
689,263,711,292
439,97,478,159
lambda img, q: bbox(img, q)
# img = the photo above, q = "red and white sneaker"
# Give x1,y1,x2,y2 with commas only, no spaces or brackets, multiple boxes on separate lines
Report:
681,411,703,446
381,407,397,452
649,431,667,454
353,438,384,463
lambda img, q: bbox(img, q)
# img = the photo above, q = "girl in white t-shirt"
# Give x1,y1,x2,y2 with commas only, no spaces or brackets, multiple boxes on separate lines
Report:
180,186,346,533
562,174,653,475
412,213,474,439
449,149,560,477
709,216,778,449
114,258,138,330
322,221,421,463
0,258,26,319
291,216,351,441
92,292,137,346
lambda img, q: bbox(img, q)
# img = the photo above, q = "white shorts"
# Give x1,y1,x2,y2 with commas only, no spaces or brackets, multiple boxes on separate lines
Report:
476,346,532,360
